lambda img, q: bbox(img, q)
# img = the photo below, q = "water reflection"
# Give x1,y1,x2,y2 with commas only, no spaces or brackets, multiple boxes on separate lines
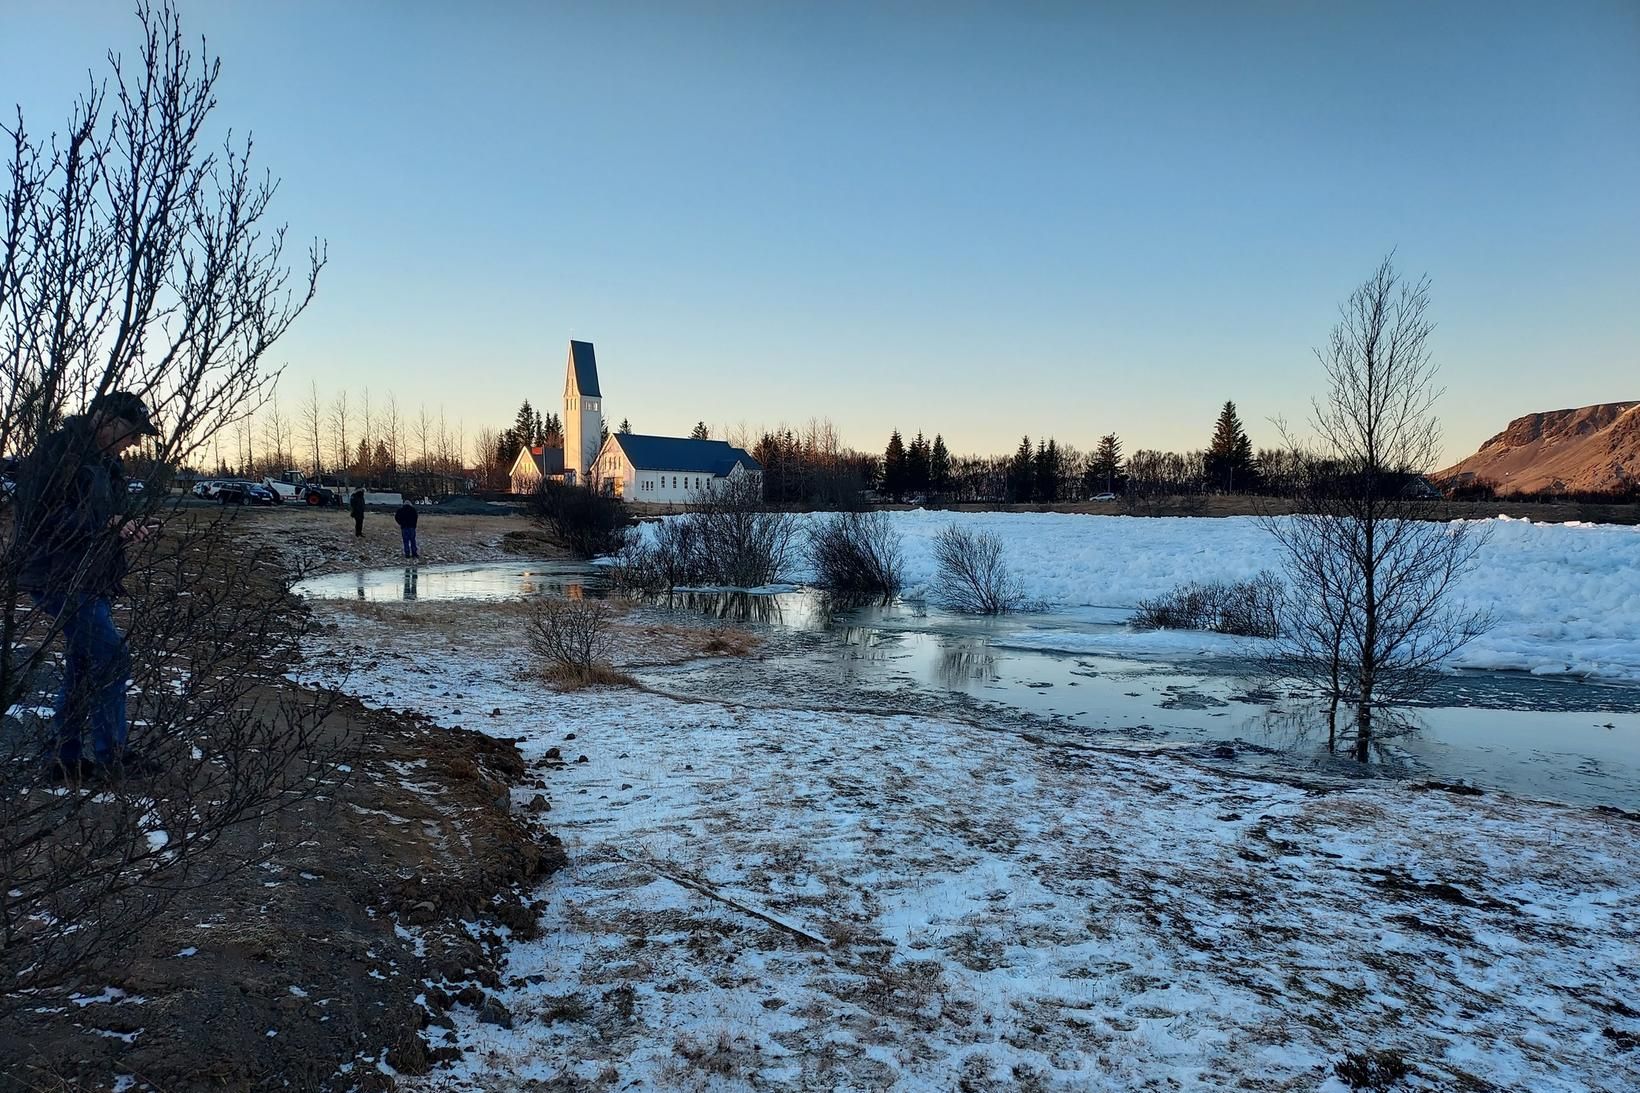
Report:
300,562,608,604
937,644,1000,687
630,589,834,629
1255,702,1428,767
299,561,1640,806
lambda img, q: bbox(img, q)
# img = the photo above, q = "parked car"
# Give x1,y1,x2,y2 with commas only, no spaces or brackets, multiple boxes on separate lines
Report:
127,480,146,495
1091,492,1119,502
216,480,278,506
192,479,221,498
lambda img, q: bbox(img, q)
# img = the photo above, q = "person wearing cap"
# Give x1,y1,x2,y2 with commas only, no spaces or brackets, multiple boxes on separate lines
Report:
13,391,162,781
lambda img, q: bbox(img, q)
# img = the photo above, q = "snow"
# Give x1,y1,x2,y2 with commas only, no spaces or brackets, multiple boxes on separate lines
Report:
298,605,1640,1093
633,511,1640,681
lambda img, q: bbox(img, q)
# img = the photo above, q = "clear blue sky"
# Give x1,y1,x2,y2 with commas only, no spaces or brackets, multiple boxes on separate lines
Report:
5,1,1637,463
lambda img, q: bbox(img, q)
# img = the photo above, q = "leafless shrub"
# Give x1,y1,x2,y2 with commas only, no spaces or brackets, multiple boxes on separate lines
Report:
692,476,798,588
527,597,630,689
1,522,345,1010
612,477,796,591
1131,572,1283,638
931,525,1024,614
527,481,632,560
808,511,903,600
1,1,331,1013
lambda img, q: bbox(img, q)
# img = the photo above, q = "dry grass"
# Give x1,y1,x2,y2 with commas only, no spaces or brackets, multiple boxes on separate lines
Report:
541,662,638,691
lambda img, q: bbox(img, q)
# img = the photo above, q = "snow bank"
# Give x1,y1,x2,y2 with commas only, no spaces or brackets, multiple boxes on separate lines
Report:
640,511,1640,681
301,607,1640,1093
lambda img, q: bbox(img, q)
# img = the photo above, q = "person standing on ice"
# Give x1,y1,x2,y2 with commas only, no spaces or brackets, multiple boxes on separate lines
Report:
12,391,164,781
394,499,419,559
350,487,366,538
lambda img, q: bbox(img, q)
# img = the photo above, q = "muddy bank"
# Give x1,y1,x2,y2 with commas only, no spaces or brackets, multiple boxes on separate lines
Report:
230,508,568,578
1,524,564,1091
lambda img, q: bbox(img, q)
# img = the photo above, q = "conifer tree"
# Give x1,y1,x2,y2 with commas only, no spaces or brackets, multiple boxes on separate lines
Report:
883,430,907,500
1087,432,1124,494
1007,435,1035,503
906,432,931,495
618,418,632,434
1034,438,1062,503
690,421,711,440
1206,400,1256,492
509,400,536,453
930,434,951,495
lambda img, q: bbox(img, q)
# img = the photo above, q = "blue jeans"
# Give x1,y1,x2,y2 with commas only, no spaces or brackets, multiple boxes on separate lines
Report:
401,527,417,557
32,593,131,764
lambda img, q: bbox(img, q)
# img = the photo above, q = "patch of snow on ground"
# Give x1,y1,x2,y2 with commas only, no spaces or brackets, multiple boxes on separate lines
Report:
302,608,1640,1092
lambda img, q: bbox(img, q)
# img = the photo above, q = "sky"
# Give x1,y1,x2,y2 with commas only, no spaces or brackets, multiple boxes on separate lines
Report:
3,1,1637,464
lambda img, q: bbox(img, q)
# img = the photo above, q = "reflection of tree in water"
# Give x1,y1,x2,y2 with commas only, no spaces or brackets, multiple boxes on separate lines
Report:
628,589,837,629
519,577,599,601
937,643,999,688
1257,699,1425,763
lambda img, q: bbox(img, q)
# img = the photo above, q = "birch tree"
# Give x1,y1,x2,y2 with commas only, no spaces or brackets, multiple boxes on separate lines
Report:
1265,256,1490,761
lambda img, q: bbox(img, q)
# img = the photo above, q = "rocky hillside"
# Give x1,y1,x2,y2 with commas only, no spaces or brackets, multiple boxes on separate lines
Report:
1441,401,1640,495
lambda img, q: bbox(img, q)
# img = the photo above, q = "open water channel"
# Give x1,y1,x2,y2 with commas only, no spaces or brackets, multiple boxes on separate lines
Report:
296,560,1640,810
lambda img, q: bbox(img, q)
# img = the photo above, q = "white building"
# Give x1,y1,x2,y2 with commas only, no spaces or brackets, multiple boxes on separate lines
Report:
592,433,762,503
507,443,564,494
562,340,603,486
510,338,762,501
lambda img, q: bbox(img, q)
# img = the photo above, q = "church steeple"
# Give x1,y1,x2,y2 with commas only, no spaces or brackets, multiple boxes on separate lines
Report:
562,340,603,485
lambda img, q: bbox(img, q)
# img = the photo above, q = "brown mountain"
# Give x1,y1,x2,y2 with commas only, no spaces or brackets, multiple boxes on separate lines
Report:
1440,401,1640,495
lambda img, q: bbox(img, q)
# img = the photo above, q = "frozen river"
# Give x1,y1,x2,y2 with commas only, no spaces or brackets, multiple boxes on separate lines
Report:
296,561,1640,809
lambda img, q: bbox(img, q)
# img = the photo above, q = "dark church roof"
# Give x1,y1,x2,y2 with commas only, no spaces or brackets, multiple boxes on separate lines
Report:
529,445,565,475
612,434,762,476
569,340,600,397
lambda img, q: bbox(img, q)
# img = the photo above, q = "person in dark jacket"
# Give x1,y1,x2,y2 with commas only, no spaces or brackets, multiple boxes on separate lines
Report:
393,500,419,559
13,391,162,779
393,498,419,557
350,488,366,537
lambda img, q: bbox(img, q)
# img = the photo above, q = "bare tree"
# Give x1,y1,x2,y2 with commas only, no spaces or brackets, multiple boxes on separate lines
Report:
413,404,433,474
328,388,350,480
300,379,324,477
357,386,373,473
474,425,503,490
382,391,402,476
1264,256,1489,761
260,395,290,471
0,0,335,1013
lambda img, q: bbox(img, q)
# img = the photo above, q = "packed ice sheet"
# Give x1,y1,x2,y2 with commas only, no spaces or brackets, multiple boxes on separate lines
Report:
634,512,1640,681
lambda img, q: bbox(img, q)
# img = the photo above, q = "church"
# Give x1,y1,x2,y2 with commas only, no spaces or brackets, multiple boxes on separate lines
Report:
509,340,761,503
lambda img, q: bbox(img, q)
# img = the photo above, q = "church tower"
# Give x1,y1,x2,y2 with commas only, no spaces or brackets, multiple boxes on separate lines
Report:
562,340,603,485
